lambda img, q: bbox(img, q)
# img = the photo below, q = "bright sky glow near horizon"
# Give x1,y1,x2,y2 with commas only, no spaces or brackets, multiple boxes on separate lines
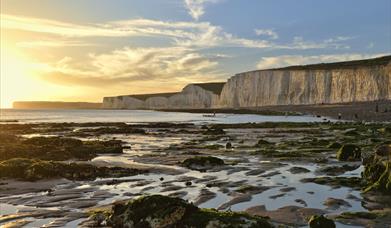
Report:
1,0,390,108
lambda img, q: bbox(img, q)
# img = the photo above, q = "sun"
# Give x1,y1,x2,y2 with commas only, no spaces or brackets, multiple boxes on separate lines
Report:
0,46,37,108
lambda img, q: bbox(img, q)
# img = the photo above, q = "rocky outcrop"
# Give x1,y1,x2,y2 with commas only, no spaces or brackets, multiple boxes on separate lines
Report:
103,56,391,109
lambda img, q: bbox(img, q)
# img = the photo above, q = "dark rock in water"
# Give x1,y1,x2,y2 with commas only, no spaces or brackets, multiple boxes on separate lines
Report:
323,198,351,210
308,215,335,228
316,164,360,176
92,195,272,228
185,181,192,186
204,128,225,135
363,144,391,194
337,144,361,161
300,176,362,189
226,142,232,149
182,156,224,171
288,166,311,174
327,142,342,149
160,177,164,181
255,139,273,147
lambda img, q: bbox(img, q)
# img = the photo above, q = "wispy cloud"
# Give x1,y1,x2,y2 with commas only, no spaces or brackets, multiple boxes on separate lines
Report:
184,0,220,21
1,14,352,51
256,53,389,69
39,46,227,88
254,29,278,40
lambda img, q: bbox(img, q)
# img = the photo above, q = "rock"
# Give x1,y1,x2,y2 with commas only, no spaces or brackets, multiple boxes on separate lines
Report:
226,142,232,149
362,144,391,194
182,156,224,171
288,166,311,174
308,215,335,228
316,164,360,176
185,181,192,186
337,144,361,161
300,177,362,189
327,142,342,149
204,128,225,135
247,205,326,226
323,198,352,210
375,144,391,157
255,139,273,147
93,195,272,228
0,158,145,181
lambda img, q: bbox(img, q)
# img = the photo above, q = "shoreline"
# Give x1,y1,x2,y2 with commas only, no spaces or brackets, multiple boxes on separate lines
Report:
158,100,391,122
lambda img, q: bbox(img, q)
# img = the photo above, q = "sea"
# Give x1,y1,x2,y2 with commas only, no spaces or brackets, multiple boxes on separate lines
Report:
0,109,331,124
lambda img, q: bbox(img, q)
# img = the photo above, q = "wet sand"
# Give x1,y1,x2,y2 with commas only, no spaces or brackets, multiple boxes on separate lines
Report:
161,100,391,122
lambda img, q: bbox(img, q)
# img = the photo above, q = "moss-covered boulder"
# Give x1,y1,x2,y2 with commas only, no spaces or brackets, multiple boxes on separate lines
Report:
93,195,272,228
336,144,361,161
362,144,391,194
308,215,335,228
182,156,224,171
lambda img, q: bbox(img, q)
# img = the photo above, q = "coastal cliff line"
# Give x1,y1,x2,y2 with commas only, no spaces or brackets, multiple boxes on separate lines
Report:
103,55,391,109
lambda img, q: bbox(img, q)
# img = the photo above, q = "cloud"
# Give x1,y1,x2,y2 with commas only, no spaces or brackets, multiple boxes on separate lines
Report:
2,14,352,51
254,29,278,40
39,46,227,88
256,53,389,69
184,0,220,21
16,40,93,48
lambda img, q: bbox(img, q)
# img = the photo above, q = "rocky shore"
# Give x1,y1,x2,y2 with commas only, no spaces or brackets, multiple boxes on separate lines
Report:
0,121,390,227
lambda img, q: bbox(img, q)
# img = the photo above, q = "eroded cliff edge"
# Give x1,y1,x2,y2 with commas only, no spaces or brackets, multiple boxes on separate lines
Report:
103,55,391,109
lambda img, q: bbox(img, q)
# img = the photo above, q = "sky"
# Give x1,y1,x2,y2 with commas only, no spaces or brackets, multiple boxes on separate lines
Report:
1,0,390,108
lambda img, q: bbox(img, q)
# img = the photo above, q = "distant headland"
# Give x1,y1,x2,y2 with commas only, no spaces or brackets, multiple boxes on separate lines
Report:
13,101,102,109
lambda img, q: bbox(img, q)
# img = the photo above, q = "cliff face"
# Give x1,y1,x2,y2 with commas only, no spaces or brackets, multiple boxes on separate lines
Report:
102,83,225,109
218,62,391,108
102,56,391,109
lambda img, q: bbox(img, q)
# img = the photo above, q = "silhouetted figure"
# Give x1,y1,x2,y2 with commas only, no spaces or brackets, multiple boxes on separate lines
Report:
354,113,358,119
375,104,379,112
338,113,342,120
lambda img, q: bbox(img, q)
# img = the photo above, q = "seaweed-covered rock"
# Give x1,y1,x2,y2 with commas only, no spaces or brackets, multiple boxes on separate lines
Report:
308,215,335,228
362,144,391,194
95,195,272,228
327,142,342,149
182,156,224,171
0,136,123,161
0,158,144,181
336,145,361,161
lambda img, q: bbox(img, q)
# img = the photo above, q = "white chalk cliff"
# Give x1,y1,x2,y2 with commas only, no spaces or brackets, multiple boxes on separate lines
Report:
103,56,391,109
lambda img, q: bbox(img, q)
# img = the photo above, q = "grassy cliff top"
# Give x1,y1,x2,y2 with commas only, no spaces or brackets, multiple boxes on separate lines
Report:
241,55,391,74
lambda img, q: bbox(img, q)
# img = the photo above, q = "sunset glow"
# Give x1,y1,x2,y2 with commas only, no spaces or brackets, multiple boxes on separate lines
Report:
1,0,390,108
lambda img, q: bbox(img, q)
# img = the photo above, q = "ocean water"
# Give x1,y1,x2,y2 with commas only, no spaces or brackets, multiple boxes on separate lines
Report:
0,109,331,124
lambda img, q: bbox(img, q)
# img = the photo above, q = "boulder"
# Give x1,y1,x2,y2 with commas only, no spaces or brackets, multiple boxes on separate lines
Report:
336,145,361,161
308,215,335,228
182,156,224,171
363,144,391,194
97,195,272,228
